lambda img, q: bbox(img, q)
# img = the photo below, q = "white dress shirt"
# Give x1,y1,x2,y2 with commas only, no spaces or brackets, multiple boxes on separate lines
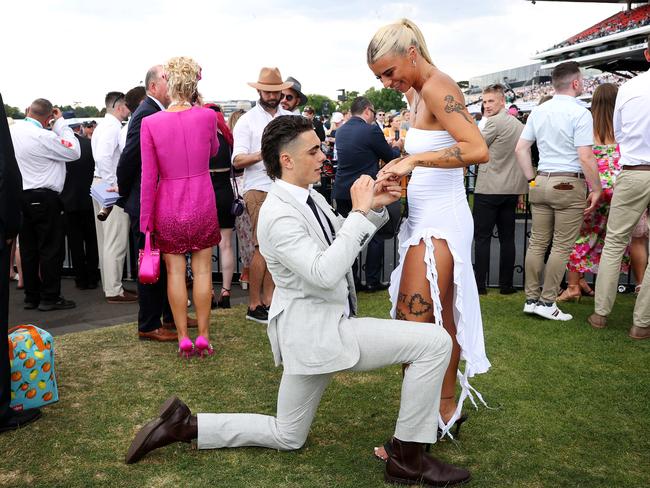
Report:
232,103,293,193
10,117,81,193
91,113,123,187
614,69,650,166
520,94,594,173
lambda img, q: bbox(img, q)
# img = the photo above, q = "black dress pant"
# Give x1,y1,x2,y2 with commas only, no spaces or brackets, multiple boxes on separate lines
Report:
335,198,384,285
64,208,99,288
0,243,11,421
130,214,173,332
20,189,66,304
473,193,518,290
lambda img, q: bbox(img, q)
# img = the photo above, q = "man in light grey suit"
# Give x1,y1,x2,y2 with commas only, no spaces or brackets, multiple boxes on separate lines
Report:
125,116,471,486
473,83,527,295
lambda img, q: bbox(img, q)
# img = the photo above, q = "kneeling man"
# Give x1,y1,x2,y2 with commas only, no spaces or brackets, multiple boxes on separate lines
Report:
125,116,470,486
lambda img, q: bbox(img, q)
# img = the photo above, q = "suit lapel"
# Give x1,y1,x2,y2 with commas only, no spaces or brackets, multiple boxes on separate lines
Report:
270,183,330,247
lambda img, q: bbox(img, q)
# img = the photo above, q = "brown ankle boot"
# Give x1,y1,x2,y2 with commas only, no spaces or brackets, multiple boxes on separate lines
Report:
125,396,197,464
385,437,471,487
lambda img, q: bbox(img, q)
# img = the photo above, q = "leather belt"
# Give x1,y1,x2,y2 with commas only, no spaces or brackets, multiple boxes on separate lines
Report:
622,165,650,171
537,171,584,179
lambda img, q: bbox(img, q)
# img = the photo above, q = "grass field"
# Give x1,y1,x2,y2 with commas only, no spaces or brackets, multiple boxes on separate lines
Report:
1,291,648,488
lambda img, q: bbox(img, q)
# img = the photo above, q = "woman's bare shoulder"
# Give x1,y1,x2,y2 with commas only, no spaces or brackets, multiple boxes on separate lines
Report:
421,70,464,106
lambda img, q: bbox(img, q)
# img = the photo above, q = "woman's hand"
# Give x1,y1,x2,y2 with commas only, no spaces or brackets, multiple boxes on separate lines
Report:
377,156,415,182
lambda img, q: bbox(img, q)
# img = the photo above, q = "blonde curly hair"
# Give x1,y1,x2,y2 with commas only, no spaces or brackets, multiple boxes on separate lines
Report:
164,56,201,103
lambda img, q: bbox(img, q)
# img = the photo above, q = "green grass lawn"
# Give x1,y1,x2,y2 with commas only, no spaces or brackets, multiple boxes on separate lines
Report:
1,291,648,488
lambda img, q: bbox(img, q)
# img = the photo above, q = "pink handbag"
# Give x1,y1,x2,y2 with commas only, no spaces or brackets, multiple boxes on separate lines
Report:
138,230,160,284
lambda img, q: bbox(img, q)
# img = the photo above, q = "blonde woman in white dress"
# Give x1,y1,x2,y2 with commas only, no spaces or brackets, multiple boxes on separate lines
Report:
369,18,492,460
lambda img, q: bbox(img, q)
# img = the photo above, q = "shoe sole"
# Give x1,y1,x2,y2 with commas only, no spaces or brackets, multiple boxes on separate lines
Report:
245,316,268,324
125,396,180,464
385,472,471,487
138,336,178,342
38,305,75,311
533,309,572,321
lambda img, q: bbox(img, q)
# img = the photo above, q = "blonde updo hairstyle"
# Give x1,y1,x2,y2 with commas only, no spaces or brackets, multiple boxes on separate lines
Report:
164,56,201,103
367,18,433,66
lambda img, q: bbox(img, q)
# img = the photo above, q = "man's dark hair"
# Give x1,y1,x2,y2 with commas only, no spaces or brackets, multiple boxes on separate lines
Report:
350,96,373,116
303,106,315,114
29,98,53,117
261,115,315,181
552,61,581,90
105,91,125,109
124,86,146,112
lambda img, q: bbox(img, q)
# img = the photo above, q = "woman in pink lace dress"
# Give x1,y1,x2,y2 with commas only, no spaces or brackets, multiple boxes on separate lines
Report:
140,57,221,357
559,83,629,301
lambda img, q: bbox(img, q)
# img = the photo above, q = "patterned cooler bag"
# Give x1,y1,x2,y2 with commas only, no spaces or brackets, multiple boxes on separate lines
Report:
8,325,59,411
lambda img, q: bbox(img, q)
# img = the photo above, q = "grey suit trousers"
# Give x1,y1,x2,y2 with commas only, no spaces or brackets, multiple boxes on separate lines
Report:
197,317,452,450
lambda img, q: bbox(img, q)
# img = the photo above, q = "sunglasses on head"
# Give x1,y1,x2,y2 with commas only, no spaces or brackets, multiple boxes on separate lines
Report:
112,94,125,108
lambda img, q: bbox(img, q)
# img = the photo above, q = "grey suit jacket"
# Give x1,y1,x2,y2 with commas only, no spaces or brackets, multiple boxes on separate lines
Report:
258,182,388,375
475,109,527,195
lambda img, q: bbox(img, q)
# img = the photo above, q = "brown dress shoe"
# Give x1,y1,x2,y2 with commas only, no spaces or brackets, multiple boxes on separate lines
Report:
587,313,607,329
385,437,471,487
107,291,138,304
629,325,650,340
162,316,198,329
125,396,197,464
138,328,178,342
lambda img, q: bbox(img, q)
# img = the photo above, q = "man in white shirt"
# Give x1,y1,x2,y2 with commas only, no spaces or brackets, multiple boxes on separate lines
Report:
280,77,308,114
232,67,293,323
10,98,81,310
91,91,136,303
590,38,650,340
515,61,602,321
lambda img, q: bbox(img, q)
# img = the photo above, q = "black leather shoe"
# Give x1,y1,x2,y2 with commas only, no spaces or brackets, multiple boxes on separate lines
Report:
361,282,390,292
500,287,517,295
24,301,39,310
38,297,76,311
125,396,196,464
0,408,42,434
477,288,487,296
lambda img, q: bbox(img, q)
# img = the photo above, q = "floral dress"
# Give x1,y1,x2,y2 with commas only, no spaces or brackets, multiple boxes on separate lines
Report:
567,144,631,273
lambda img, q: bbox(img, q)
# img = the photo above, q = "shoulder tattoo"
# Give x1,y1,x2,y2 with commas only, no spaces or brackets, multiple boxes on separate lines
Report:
444,95,472,124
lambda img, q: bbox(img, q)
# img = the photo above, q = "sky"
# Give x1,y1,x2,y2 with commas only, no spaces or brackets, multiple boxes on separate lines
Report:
1,0,623,109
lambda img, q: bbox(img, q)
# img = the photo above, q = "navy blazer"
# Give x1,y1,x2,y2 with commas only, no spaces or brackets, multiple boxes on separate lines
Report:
332,116,399,201
116,96,161,218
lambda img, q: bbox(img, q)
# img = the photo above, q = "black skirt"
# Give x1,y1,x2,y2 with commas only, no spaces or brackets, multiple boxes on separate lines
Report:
210,171,235,229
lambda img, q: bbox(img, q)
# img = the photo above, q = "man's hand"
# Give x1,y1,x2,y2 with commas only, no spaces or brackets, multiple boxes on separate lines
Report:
350,175,375,214
584,189,601,215
106,185,119,193
372,179,402,209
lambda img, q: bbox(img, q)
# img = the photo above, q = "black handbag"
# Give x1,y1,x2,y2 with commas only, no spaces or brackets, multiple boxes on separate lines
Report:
230,165,245,217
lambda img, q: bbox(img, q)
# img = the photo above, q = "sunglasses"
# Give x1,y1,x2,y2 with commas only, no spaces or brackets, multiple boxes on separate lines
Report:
377,112,385,117
281,93,295,101
112,94,125,108
369,107,376,117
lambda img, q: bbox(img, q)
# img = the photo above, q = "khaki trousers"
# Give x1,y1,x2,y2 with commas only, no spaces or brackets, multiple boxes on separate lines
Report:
197,317,452,450
92,179,130,297
525,175,587,303
595,169,650,328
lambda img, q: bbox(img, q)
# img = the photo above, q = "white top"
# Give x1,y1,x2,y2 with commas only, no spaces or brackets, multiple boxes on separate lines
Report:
520,94,593,173
614,70,650,166
118,121,129,152
232,103,293,193
91,113,123,187
10,117,81,193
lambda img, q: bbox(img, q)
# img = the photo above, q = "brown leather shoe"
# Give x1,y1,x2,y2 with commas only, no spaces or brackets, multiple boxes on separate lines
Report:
629,325,650,340
587,313,607,329
107,291,138,304
162,316,198,329
385,437,471,487
138,328,178,342
125,396,197,464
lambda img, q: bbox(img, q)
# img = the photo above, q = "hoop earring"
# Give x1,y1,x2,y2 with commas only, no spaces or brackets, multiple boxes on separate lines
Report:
412,60,416,67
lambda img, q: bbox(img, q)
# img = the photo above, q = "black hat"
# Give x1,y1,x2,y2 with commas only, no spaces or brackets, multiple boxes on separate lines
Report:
285,77,308,106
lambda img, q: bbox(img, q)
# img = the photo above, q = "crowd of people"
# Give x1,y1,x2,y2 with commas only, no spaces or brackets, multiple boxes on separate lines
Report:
1,18,649,487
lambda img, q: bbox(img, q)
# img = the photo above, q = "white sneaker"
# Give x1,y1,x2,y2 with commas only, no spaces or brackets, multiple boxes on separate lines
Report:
523,300,538,314
533,302,573,321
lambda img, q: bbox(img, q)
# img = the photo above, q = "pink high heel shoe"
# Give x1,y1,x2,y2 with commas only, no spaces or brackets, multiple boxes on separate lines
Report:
178,337,195,359
195,335,215,358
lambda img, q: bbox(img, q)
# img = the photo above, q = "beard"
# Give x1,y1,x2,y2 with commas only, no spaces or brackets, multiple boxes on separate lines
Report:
259,97,280,110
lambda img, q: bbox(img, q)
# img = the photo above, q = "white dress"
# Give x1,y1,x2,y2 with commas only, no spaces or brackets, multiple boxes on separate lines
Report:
388,128,491,436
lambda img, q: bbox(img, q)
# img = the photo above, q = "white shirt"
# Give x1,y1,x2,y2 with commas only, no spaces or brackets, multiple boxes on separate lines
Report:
614,70,650,166
10,117,81,193
275,178,350,318
520,94,593,173
91,113,123,187
119,120,129,152
232,103,292,193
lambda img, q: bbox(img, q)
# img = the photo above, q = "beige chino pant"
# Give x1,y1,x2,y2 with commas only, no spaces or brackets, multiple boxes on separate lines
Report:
595,169,650,328
91,179,130,298
525,175,587,303
197,317,452,450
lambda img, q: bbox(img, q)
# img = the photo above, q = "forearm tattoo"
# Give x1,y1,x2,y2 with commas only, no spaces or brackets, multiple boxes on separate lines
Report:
444,95,473,124
414,146,464,169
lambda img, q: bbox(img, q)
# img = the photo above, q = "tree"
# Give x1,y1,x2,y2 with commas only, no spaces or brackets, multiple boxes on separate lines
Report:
305,94,336,116
363,87,406,113
336,90,360,113
4,104,25,119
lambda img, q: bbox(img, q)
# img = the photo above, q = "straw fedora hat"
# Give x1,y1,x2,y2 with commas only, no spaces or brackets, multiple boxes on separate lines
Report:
248,67,294,91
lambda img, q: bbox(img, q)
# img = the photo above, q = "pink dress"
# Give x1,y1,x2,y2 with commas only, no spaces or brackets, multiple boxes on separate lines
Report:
140,106,221,254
